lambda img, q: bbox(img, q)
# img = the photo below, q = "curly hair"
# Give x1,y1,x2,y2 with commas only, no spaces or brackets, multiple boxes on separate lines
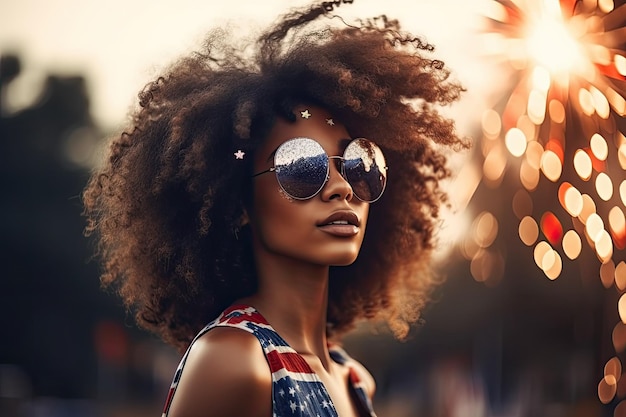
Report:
83,1,466,352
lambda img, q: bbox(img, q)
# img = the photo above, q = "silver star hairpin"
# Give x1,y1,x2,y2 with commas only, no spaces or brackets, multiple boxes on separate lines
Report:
299,109,337,126
234,150,245,159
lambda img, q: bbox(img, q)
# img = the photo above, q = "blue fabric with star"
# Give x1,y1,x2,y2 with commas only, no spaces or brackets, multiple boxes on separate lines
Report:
161,305,376,417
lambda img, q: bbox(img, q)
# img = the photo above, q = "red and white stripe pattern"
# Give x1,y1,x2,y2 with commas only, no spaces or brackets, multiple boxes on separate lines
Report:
162,305,376,416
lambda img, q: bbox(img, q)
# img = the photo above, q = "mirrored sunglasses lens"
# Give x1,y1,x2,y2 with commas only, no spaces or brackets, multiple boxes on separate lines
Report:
274,138,328,199
343,139,387,202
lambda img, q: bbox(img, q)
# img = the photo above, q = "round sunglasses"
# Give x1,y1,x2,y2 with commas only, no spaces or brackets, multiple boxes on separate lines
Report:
252,137,388,202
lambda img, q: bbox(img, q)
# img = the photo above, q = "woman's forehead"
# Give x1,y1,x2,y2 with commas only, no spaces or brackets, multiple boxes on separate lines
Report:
260,105,351,153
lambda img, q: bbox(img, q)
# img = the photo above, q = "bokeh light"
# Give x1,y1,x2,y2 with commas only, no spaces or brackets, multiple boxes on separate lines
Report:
482,109,502,139
606,357,623,385
616,399,626,417
540,150,562,182
512,189,533,219
603,260,617,289
562,230,582,260
505,127,527,156
619,293,626,324
519,216,539,246
599,375,618,404
591,133,609,161
597,173,614,201
481,0,626,408
540,211,563,245
610,207,626,249
617,262,626,291
574,149,593,181
473,211,499,248
615,321,626,353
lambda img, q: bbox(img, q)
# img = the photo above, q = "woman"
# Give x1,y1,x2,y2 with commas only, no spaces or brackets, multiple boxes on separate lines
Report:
83,1,465,415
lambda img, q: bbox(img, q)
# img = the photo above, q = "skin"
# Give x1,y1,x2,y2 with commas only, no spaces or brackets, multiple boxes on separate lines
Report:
167,105,375,417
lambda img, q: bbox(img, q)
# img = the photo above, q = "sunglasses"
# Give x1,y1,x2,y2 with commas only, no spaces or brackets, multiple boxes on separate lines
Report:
252,137,388,202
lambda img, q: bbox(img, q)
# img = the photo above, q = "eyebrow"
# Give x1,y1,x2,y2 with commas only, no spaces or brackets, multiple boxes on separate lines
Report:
266,137,353,162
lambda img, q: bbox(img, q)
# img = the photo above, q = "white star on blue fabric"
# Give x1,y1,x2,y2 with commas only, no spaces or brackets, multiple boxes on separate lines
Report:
295,383,301,392
279,389,285,397
289,387,296,396
290,400,297,413
322,400,329,408
300,109,311,119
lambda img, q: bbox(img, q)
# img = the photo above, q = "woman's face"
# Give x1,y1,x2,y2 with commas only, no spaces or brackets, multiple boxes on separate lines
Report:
250,105,369,267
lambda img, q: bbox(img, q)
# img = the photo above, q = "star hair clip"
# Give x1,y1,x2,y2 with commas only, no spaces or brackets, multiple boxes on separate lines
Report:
234,149,245,160
300,109,336,126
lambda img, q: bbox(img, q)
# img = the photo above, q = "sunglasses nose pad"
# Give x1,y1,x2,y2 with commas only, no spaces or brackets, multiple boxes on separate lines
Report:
323,157,354,199
332,158,344,176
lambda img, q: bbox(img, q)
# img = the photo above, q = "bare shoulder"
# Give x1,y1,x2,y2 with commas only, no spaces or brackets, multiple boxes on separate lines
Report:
166,326,272,417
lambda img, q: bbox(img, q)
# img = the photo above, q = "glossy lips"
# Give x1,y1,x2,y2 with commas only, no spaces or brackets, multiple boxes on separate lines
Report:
317,211,360,237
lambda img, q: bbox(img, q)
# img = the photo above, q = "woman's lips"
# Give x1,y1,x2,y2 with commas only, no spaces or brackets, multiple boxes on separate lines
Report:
317,220,359,236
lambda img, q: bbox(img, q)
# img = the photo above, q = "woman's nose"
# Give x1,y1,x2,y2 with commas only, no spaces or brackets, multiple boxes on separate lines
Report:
320,158,353,201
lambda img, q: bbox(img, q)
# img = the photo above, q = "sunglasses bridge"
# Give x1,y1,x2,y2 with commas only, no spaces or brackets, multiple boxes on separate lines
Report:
327,155,350,181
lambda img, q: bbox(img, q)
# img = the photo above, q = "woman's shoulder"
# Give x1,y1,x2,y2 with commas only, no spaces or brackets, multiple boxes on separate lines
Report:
188,325,269,372
166,326,272,417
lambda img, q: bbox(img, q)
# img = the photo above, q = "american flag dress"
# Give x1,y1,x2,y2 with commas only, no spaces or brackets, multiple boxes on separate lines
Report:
162,304,377,417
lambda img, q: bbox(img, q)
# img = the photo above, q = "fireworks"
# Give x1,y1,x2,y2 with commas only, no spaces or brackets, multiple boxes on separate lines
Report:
471,0,626,406
471,0,626,279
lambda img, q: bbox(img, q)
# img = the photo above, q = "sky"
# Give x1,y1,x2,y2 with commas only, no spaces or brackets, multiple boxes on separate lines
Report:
0,0,501,131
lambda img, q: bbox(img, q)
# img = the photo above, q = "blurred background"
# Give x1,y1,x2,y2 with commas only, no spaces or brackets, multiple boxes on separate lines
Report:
1,0,625,416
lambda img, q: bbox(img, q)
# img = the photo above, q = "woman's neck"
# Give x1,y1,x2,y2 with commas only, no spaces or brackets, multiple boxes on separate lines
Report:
240,253,333,370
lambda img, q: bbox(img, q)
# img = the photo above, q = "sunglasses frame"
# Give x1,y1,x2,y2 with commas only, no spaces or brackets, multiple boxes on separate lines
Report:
252,137,388,202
